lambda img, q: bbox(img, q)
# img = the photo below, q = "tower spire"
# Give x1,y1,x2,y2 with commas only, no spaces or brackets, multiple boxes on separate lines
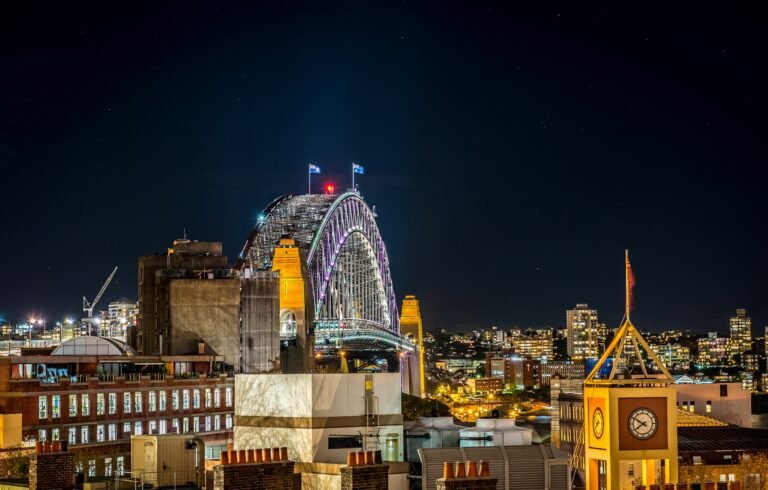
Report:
625,249,630,322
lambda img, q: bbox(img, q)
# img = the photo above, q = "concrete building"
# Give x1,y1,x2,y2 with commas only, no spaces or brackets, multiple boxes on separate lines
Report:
104,299,137,342
239,270,281,374
729,308,752,363
136,238,231,357
0,336,234,479
566,304,607,360
400,295,426,398
674,380,751,427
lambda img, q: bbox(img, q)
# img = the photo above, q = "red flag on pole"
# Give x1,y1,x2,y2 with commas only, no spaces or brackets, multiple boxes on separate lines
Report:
626,251,636,311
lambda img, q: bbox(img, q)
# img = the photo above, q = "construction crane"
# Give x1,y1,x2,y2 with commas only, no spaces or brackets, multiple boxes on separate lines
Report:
82,266,118,335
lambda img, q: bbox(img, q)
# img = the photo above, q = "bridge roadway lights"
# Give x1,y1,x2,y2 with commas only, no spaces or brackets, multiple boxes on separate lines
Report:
314,350,400,373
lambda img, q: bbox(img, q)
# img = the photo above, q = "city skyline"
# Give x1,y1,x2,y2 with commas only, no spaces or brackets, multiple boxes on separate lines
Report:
1,3,766,332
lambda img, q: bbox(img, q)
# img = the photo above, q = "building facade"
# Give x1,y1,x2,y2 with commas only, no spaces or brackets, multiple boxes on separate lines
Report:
566,304,607,360
729,308,751,363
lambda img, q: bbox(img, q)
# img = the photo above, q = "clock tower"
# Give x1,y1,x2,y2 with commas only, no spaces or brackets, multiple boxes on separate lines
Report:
583,251,678,490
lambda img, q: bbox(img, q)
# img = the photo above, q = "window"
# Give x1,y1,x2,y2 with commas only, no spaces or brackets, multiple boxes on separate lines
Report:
172,390,179,410
123,393,131,414
172,418,179,434
123,422,131,436
690,401,696,413
148,391,156,411
214,415,220,431
225,414,232,429
135,392,143,413
682,401,688,410
134,421,143,435
49,395,60,419
193,416,200,432
193,389,201,409
205,415,211,431
205,389,212,408
627,464,634,477
39,396,48,419
52,428,60,441
225,387,233,407
159,391,167,411
81,426,89,444
159,419,167,435
693,455,702,465
183,417,189,433
214,388,221,407
69,394,78,417
82,395,90,416
116,456,124,476
183,390,190,409
104,458,113,477
38,429,46,442
87,459,96,477
721,384,728,397
96,393,105,415
706,401,712,413
148,420,156,435
68,427,77,445
108,424,117,441
96,424,105,442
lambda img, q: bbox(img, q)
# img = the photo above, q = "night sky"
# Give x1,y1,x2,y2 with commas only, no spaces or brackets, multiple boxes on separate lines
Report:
1,3,766,334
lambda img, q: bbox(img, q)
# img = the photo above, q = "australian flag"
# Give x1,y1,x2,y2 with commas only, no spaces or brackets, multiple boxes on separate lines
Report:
309,163,321,174
353,163,365,175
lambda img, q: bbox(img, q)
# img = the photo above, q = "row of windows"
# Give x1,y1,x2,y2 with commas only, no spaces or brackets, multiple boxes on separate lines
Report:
76,456,125,478
36,414,234,444
38,387,233,419
677,400,713,413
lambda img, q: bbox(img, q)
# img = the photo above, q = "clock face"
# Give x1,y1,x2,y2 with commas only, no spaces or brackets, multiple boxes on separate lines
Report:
592,407,604,439
628,407,658,440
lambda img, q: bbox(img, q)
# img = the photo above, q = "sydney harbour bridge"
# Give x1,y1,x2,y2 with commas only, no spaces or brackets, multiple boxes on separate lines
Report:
235,190,417,379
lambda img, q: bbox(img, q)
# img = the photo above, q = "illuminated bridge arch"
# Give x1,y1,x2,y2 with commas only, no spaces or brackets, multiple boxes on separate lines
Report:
237,192,405,351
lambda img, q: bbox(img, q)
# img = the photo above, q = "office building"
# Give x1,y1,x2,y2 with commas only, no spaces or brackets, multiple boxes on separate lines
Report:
566,304,607,359
697,333,729,367
729,308,751,363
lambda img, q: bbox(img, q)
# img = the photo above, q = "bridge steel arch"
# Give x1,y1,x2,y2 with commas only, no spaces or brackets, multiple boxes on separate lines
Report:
237,192,404,351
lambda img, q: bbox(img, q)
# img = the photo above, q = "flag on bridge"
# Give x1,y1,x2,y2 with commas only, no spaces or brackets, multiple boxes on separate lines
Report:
353,163,365,175
308,163,321,174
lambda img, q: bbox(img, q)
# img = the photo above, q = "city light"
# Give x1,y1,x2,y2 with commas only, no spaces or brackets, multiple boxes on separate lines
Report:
325,183,335,194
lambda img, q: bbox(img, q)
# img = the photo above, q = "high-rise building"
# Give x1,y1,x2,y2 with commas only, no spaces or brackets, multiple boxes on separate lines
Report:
566,304,607,360
697,332,729,367
102,299,137,342
729,308,751,363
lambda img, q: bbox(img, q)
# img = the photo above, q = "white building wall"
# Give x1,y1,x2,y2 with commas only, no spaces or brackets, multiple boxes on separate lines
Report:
675,382,751,427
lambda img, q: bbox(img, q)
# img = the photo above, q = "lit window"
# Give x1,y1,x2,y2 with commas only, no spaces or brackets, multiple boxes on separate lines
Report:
134,421,142,435
193,416,200,432
69,394,77,417
123,422,131,436
159,391,167,411
148,391,156,411
214,415,220,431
214,388,221,407
225,414,232,429
172,418,179,434
159,420,167,435
706,401,712,413
88,459,96,477
225,387,233,407
108,424,117,441
172,390,179,410
690,401,696,413
81,395,90,416
81,426,89,444
183,417,189,433
96,425,105,442
68,427,77,445
38,429,46,442
38,396,48,419
205,389,212,408
183,390,190,410
205,415,211,431
124,393,131,414
116,456,124,476
135,392,143,413
51,395,60,419
193,389,201,409
148,420,156,435
104,458,113,477
51,428,60,441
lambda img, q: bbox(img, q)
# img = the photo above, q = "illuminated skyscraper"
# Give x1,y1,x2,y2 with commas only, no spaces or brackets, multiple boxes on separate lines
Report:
729,308,751,363
400,295,425,398
566,304,607,360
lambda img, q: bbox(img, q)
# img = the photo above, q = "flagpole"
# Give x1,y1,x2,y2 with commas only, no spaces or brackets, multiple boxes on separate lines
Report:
308,165,311,194
352,163,355,190
625,249,630,322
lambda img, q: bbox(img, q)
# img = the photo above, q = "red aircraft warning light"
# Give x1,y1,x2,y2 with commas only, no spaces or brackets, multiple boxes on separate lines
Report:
325,183,335,194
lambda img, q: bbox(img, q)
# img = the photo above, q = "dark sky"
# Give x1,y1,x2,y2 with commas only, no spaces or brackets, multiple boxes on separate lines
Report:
1,2,766,334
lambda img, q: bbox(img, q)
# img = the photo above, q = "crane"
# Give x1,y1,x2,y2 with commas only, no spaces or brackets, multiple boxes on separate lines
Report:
82,266,118,335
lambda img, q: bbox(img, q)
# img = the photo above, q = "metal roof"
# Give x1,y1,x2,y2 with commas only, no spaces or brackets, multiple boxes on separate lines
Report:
678,427,768,452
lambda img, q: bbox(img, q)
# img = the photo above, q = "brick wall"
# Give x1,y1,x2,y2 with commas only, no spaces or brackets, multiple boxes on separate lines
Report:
29,447,74,490
340,464,389,490
212,460,295,490
436,477,498,490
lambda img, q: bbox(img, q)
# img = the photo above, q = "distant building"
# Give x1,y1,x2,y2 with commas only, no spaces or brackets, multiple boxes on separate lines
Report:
467,377,503,394
697,332,729,366
649,343,691,370
103,299,137,342
566,304,607,360
729,308,752,363
674,380,751,427
511,332,554,360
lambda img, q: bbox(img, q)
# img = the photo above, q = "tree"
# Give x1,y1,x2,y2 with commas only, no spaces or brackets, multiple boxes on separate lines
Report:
0,447,30,479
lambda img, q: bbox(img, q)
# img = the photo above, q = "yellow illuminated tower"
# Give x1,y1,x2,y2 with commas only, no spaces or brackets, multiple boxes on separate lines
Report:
583,251,678,490
400,295,426,398
271,237,315,373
